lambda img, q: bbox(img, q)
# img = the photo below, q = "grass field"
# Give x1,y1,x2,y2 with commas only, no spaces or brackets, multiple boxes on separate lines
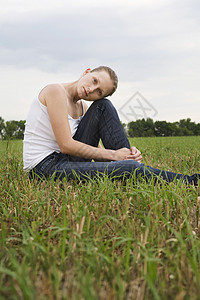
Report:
0,137,200,300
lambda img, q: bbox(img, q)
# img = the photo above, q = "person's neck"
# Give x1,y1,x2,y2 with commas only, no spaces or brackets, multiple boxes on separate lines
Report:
62,81,80,103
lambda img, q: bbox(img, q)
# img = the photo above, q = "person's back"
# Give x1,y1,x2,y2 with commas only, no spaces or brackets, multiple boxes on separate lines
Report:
23,93,60,172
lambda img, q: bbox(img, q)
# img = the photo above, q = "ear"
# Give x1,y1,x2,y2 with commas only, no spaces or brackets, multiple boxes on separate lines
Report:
83,68,91,76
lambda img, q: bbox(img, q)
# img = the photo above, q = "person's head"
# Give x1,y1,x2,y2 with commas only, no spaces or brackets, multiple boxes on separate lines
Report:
90,66,118,96
77,66,118,101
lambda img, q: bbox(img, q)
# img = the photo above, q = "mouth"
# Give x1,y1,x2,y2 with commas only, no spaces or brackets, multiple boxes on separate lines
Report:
83,87,88,97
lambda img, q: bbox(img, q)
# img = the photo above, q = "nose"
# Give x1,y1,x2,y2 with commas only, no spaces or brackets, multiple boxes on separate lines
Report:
88,85,96,93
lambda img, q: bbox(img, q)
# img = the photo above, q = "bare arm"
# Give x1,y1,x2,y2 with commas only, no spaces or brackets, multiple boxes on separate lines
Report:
43,85,140,162
83,101,142,162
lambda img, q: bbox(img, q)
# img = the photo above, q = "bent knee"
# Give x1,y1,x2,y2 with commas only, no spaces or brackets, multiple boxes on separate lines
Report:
91,98,112,108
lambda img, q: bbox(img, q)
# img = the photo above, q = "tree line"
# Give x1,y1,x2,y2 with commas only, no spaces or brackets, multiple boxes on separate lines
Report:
0,117,25,140
124,118,200,137
0,116,200,140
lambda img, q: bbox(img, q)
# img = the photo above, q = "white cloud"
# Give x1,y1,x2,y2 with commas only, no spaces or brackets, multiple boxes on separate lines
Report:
0,66,74,120
0,0,199,123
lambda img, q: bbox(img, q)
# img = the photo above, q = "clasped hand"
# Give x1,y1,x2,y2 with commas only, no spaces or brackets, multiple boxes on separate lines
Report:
114,146,142,163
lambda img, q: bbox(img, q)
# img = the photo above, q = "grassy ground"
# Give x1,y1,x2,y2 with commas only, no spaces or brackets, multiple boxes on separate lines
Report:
0,137,200,300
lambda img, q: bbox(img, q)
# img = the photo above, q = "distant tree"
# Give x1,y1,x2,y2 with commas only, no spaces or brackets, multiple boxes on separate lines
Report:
178,118,195,136
127,118,155,137
3,120,18,140
154,121,168,136
194,123,200,136
0,116,5,139
128,119,145,137
144,118,154,137
127,117,200,137
15,120,26,139
3,120,25,140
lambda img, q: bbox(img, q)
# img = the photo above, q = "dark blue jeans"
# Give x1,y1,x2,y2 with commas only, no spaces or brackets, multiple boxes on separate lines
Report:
29,99,200,185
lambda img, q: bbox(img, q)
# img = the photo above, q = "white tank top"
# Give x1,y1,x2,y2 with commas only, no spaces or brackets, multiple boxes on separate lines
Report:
23,93,84,171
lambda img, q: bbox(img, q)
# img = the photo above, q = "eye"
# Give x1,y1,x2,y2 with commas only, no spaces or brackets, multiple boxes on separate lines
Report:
98,89,102,96
93,78,97,84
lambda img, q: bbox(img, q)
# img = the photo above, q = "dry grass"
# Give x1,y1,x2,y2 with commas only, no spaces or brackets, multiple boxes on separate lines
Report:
0,137,200,300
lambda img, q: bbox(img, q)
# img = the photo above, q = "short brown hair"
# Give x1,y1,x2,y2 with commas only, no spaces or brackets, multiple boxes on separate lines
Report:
91,66,118,96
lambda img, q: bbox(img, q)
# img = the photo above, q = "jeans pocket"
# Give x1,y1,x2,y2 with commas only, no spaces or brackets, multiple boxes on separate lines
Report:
39,153,58,174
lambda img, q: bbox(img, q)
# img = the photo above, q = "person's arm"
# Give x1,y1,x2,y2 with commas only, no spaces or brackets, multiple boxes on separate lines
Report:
83,101,142,162
82,100,142,162
43,84,139,162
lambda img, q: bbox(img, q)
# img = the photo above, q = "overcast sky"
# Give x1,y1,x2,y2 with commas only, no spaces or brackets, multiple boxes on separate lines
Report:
0,0,199,123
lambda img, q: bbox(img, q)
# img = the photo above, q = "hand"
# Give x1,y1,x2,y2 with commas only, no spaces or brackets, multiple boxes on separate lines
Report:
113,147,142,162
113,148,135,161
129,146,142,163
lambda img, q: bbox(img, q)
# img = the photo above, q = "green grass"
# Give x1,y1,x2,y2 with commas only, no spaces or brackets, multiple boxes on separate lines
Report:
0,137,200,300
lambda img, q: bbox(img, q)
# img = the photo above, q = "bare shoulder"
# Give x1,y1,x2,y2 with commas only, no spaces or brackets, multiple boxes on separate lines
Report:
39,83,66,106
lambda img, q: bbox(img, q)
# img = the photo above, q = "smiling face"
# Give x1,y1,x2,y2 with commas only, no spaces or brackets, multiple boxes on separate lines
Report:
77,69,114,101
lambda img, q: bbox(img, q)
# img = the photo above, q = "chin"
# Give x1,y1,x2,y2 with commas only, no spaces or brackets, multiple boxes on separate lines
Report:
78,91,84,99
